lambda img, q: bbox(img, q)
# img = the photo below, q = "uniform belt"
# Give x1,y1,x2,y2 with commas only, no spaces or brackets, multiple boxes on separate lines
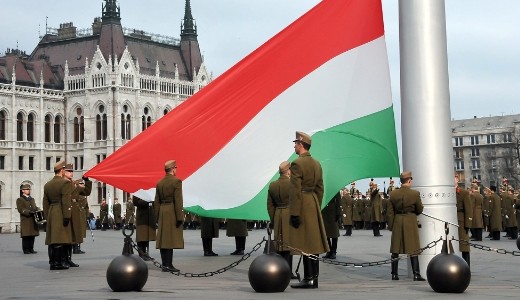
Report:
161,200,173,204
48,201,61,205
457,209,464,212
276,206,288,209
301,188,314,193
395,211,412,214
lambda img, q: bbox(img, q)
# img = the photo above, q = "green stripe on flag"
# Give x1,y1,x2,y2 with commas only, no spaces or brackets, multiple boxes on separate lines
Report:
185,106,400,220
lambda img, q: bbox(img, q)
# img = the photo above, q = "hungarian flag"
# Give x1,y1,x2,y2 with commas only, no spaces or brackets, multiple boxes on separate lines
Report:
86,0,399,220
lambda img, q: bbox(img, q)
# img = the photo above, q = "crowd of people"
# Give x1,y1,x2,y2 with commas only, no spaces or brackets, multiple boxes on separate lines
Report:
15,131,520,289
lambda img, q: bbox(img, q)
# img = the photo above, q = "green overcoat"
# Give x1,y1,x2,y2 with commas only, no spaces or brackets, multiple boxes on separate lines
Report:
43,175,72,245
340,193,353,226
226,219,248,237
267,175,292,252
16,196,40,237
132,196,156,242
321,192,341,238
288,152,329,255
387,186,423,254
154,173,184,249
471,191,484,229
488,193,503,232
70,180,92,243
456,188,473,252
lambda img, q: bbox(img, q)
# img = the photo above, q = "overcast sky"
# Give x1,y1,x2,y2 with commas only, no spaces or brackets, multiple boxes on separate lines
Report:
2,0,519,189
2,0,519,120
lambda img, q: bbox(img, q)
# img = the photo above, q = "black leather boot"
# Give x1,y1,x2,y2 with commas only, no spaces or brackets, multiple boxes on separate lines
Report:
66,244,79,267
291,256,316,289
162,249,179,272
391,253,399,280
230,237,244,255
208,238,218,256
410,256,425,281
50,246,69,270
462,251,470,269
312,258,319,288
203,238,217,256
329,238,337,259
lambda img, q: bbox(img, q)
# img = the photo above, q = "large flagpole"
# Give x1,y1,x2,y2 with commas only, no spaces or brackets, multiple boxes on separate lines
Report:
399,0,458,278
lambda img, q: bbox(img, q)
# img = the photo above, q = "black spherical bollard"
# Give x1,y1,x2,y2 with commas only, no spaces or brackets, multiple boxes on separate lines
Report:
426,253,471,293
106,254,148,292
248,253,291,293
517,236,520,251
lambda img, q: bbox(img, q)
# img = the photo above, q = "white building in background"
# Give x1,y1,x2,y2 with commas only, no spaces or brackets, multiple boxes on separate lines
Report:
452,114,520,189
0,0,210,232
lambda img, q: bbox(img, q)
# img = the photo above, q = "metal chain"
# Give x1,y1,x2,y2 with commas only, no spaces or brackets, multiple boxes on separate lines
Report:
130,237,266,277
451,237,520,256
278,237,443,268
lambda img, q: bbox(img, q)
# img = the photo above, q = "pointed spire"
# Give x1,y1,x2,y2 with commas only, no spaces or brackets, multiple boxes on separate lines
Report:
155,61,160,77
181,0,197,41
85,57,89,72
102,0,121,23
174,64,179,80
65,60,69,76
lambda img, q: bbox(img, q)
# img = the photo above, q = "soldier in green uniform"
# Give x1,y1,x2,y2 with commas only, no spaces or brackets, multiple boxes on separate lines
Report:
69,175,92,258
387,171,425,281
340,187,353,236
267,161,296,278
77,180,90,254
369,184,383,237
61,163,81,267
470,184,484,241
16,184,40,254
99,199,109,231
321,191,341,259
133,195,156,261
502,186,518,239
226,219,248,255
125,198,135,229
486,186,503,240
455,174,472,268
154,160,184,272
43,160,73,270
352,192,363,230
289,131,329,289
200,217,220,256
113,198,122,230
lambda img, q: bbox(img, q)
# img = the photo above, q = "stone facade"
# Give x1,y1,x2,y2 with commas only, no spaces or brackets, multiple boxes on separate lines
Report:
0,0,210,232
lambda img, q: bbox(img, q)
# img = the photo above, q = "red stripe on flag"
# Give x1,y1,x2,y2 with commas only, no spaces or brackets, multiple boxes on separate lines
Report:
86,0,385,192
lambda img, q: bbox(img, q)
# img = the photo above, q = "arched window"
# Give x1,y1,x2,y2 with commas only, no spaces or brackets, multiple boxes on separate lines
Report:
141,106,152,131
80,116,84,142
74,117,80,142
96,105,107,141
16,112,24,141
54,115,62,143
0,111,6,140
121,104,131,140
27,113,35,142
163,108,169,116
44,114,52,142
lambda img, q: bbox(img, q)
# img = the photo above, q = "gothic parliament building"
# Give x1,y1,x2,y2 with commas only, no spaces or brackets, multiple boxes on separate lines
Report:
0,0,211,232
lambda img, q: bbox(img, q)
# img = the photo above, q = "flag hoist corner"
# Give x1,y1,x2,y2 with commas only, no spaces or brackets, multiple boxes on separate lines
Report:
85,0,400,220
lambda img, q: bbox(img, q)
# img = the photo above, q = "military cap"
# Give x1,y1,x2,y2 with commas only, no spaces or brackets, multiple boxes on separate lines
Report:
293,131,312,145
164,160,176,170
279,161,290,173
508,185,515,192
54,160,65,171
64,163,74,171
400,171,412,179
21,184,31,190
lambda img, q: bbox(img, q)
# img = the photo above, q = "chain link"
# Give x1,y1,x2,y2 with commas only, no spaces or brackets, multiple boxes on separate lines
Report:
130,237,266,277
451,237,520,256
278,237,443,268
